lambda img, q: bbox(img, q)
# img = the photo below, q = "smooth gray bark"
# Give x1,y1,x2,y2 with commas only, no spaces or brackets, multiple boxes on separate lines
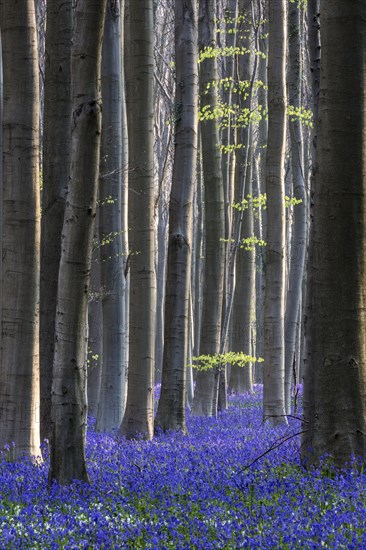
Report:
302,0,366,468
120,0,129,416
302,0,320,398
284,1,307,414
218,0,238,410
87,235,103,420
155,0,198,433
0,0,41,458
153,1,174,386
97,0,127,432
262,0,287,425
228,6,257,394
230,143,255,394
40,0,72,444
0,32,3,363
120,0,156,440
49,0,106,484
192,0,225,417
192,140,204,358
254,0,267,370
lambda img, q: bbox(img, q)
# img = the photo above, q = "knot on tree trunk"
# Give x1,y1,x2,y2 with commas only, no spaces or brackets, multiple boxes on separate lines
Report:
171,233,188,248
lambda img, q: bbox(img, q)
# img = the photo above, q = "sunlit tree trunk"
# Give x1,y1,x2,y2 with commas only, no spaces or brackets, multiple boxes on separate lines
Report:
262,0,287,424
155,0,198,433
284,0,307,414
120,0,156,439
192,0,225,417
252,156,264,382
302,0,366,467
254,0,267,374
0,0,41,458
49,0,106,484
40,0,72,445
120,0,129,416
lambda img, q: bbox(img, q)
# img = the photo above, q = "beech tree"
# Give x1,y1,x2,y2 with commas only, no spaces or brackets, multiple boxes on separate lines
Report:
302,0,366,467
49,0,106,485
87,229,103,419
254,0,267,374
0,32,2,361
155,0,198,433
96,0,127,432
284,0,307,414
228,1,258,395
40,0,72,444
0,0,41,458
120,0,156,440
192,0,225,417
263,0,287,424
302,0,320,392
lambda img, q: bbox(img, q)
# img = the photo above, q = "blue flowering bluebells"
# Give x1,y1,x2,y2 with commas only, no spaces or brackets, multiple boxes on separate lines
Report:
0,385,365,548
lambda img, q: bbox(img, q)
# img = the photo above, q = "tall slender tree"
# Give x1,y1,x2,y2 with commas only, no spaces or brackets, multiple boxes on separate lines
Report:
262,0,287,424
120,0,129,417
40,0,72,444
155,0,198,433
0,0,41,458
154,1,174,386
192,0,225,417
228,3,257,394
96,0,127,432
0,32,3,362
302,0,366,467
120,0,156,439
254,0,267,374
49,0,106,484
302,0,320,397
284,0,307,414
87,229,103,419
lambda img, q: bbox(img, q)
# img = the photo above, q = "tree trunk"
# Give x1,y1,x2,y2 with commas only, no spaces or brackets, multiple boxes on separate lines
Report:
40,0,72,445
0,32,3,365
192,139,204,358
49,0,106,485
192,0,225,417
120,0,129,418
218,0,238,410
87,234,103,420
155,0,198,433
230,145,255,394
153,2,174,386
96,0,127,432
262,0,287,425
301,0,366,468
229,5,256,394
302,0,320,410
120,0,156,440
0,0,41,458
284,0,307,414
254,0,267,374
253,155,264,382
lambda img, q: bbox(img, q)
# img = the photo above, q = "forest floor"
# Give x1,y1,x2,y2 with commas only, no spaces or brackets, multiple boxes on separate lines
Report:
0,386,365,549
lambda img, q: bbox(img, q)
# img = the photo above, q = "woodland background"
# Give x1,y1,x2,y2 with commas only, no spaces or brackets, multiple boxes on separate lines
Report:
0,0,365,494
